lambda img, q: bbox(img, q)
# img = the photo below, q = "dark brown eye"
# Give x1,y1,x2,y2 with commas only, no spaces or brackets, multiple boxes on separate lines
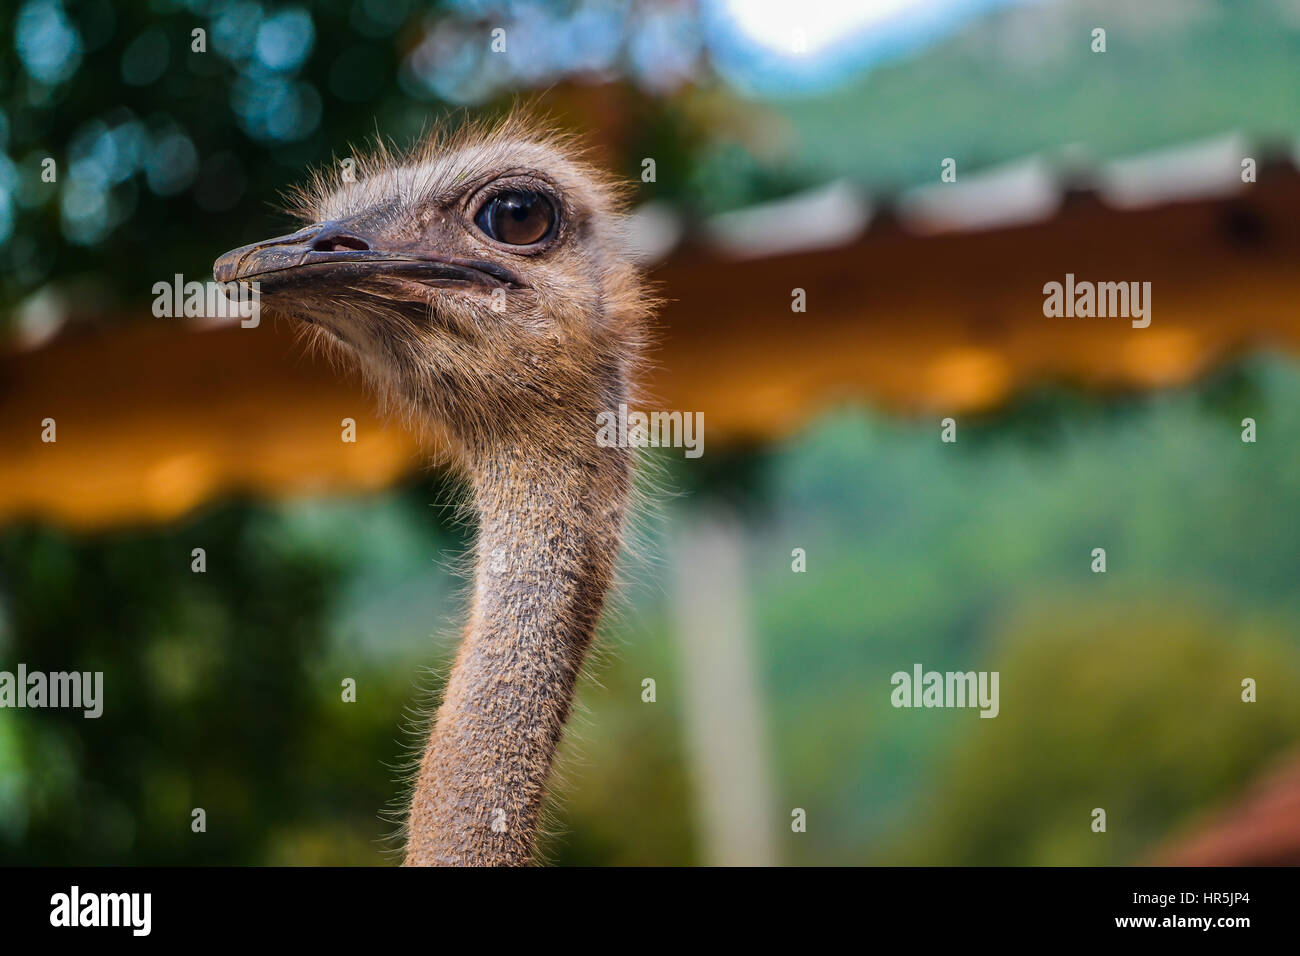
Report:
474,190,555,246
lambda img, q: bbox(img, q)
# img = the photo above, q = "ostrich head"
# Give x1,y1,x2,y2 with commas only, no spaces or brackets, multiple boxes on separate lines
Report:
214,115,653,866
215,115,647,456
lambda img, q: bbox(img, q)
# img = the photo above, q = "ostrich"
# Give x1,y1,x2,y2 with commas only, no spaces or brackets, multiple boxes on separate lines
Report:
214,115,652,865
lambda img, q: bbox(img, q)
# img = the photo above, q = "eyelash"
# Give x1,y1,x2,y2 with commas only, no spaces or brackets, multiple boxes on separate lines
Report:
468,175,561,213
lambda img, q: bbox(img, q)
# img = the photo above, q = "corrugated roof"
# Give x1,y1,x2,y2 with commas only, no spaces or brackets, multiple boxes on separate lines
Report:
2,138,1298,529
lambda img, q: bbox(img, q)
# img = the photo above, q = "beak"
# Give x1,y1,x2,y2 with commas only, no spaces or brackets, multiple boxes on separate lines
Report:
213,221,521,294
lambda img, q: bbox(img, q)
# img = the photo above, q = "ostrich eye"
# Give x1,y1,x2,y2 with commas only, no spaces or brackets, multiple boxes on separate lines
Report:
474,190,555,246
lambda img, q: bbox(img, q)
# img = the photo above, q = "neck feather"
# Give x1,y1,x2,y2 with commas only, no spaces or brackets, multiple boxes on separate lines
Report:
403,423,631,865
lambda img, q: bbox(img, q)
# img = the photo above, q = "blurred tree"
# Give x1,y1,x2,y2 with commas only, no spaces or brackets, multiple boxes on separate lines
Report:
888,600,1300,865
0,486,458,864
0,0,750,322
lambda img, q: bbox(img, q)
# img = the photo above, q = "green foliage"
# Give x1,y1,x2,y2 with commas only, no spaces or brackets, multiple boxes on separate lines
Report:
546,638,696,866
0,488,450,864
0,502,345,862
743,354,1300,864
893,602,1300,865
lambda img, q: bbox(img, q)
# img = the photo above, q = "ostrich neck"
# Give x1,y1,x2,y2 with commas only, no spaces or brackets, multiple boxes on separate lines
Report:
404,423,631,866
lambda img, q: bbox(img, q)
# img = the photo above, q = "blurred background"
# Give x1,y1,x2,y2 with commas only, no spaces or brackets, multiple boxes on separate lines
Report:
3,0,1300,865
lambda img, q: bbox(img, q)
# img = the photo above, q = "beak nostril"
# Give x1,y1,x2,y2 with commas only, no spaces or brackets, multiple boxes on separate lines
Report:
311,233,370,253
